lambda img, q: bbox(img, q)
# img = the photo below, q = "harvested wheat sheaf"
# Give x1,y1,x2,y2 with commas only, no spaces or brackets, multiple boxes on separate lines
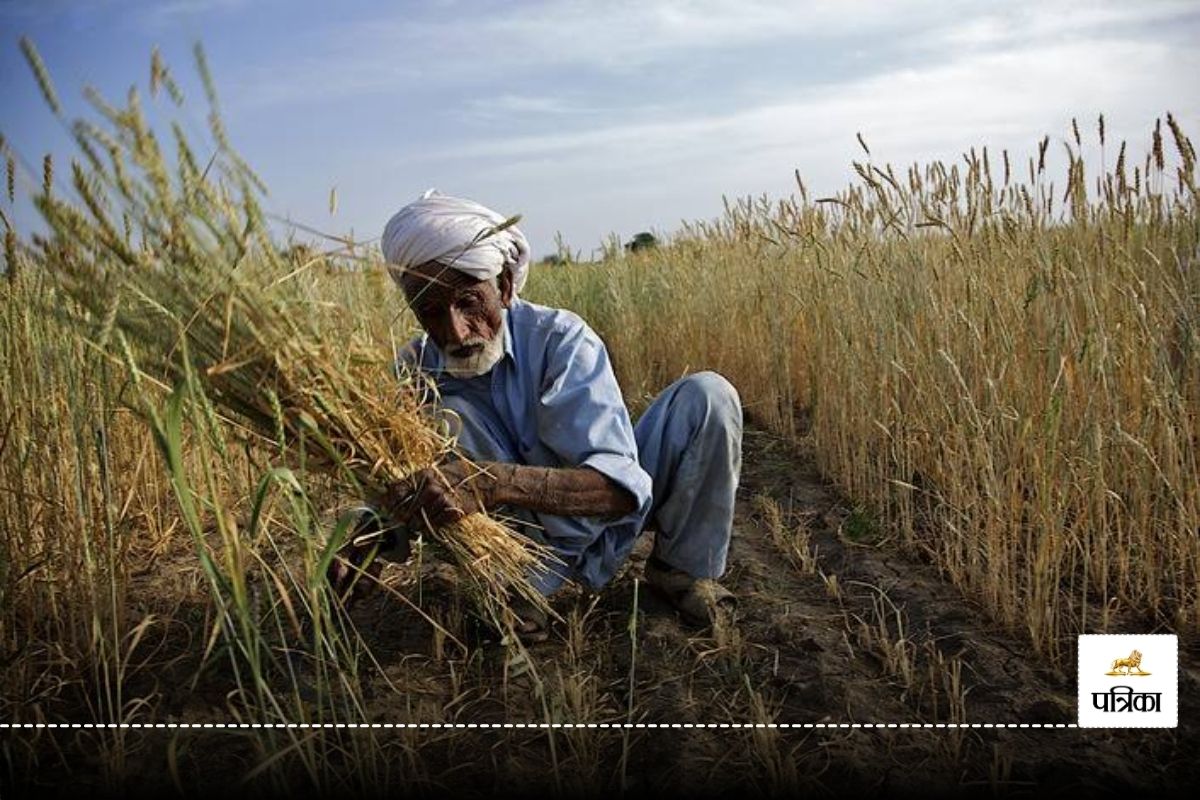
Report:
18,39,553,627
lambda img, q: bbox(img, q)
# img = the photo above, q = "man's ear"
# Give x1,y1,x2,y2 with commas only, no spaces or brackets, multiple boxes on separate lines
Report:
498,269,515,308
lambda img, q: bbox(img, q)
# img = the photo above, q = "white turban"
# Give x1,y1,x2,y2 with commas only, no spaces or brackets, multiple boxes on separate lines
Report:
380,189,531,294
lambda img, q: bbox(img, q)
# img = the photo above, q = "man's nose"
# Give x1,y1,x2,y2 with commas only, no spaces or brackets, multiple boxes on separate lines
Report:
446,306,471,345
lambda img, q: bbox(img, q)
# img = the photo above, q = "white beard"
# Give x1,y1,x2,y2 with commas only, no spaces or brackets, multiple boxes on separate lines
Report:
441,311,507,378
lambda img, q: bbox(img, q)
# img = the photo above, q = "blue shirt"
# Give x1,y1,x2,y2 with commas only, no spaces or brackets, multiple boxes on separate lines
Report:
398,297,654,590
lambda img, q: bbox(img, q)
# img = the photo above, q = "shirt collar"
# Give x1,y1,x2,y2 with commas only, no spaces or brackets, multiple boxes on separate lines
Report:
501,302,516,365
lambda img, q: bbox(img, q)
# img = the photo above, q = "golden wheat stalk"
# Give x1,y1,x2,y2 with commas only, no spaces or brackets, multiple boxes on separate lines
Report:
21,40,554,625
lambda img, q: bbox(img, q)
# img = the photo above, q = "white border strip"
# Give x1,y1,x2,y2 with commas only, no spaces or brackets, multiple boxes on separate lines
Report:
1,723,1078,729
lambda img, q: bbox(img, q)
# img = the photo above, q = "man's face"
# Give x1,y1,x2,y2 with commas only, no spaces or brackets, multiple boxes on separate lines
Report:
400,261,514,377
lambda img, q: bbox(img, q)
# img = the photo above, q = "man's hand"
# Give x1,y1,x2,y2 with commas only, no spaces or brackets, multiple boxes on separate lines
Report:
387,459,494,533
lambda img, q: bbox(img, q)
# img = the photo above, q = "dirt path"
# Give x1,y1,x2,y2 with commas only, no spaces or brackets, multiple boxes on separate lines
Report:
320,426,1197,795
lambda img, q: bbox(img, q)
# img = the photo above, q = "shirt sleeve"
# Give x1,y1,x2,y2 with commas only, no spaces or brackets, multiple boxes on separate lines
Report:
536,319,653,529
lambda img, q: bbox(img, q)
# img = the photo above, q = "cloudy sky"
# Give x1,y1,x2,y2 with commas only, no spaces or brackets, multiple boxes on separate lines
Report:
2,0,1198,258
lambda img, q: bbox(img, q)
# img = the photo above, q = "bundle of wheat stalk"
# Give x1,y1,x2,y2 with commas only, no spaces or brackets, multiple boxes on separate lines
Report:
17,40,553,628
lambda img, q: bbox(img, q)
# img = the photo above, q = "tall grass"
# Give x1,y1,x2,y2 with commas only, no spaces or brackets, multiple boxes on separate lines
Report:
529,117,1199,659
2,38,1196,793
1,42,553,793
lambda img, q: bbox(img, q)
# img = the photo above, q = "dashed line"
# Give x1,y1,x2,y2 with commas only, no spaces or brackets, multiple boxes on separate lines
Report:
0,722,1079,729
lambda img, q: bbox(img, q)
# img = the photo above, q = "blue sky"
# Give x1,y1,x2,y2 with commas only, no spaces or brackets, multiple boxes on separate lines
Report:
2,0,1198,258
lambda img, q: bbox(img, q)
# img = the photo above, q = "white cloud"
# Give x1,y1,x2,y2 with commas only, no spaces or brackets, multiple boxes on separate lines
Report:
406,36,1196,168
461,93,604,120
226,0,1200,114
920,0,1197,52
204,0,1200,254
454,0,930,70
226,0,958,108
385,32,1199,253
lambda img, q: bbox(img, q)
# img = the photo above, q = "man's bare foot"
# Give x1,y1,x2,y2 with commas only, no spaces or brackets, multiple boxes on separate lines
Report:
644,557,737,627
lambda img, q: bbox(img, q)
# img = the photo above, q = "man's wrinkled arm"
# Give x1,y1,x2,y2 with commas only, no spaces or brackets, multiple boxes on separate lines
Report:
485,462,636,518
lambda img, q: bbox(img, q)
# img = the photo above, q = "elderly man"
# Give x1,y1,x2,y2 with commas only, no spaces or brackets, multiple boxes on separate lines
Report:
345,191,742,640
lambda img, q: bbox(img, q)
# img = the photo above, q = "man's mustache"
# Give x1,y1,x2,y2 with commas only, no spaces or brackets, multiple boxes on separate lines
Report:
448,337,491,359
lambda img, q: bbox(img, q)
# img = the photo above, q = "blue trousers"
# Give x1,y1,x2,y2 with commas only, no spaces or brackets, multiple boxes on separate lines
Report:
441,371,742,594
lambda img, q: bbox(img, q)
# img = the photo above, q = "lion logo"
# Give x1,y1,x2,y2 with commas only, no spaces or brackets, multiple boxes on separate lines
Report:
1106,650,1150,676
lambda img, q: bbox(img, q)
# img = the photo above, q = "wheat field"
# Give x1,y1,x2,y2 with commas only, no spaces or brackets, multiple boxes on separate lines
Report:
1,43,1197,796
533,120,1200,658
